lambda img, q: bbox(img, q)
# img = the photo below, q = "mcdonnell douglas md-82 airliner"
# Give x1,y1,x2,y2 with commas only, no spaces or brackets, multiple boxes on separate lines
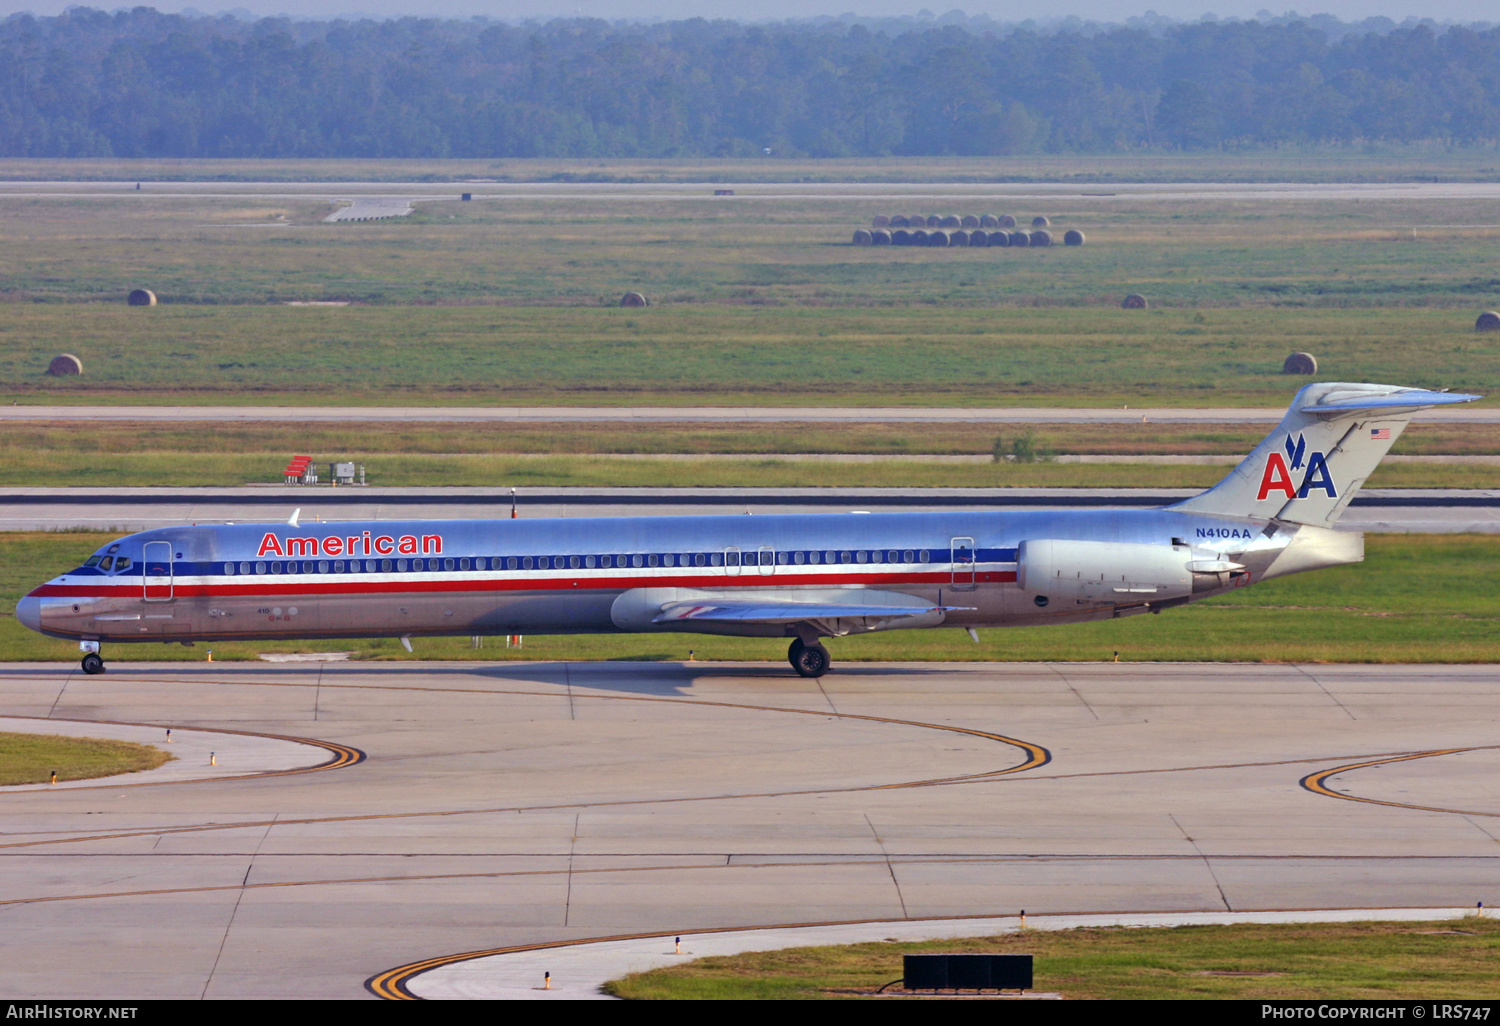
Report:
16,382,1480,678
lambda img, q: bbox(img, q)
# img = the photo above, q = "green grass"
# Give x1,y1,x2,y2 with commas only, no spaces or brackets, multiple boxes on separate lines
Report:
1,451,1493,489
1,419,1495,488
604,918,1500,999
0,163,1498,406
0,731,172,784
4,532,1498,664
1,305,1496,407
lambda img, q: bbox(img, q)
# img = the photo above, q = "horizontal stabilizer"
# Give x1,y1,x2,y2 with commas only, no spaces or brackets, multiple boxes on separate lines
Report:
1300,387,1483,415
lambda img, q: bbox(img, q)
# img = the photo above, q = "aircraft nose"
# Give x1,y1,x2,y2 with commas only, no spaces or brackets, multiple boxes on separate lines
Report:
15,595,41,633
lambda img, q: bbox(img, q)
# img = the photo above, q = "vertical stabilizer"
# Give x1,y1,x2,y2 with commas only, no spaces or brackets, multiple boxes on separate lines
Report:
1171,383,1481,526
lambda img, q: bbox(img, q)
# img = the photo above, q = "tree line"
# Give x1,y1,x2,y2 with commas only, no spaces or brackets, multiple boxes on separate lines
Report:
1,7,1498,158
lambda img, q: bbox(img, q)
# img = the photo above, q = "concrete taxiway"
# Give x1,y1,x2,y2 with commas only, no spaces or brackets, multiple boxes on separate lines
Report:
0,659,1496,999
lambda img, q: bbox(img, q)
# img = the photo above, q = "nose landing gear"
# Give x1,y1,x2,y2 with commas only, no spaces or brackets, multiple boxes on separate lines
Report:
788,637,831,678
79,641,105,675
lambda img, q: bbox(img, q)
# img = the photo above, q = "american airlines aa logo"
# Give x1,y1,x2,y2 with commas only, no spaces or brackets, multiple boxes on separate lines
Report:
1256,433,1336,501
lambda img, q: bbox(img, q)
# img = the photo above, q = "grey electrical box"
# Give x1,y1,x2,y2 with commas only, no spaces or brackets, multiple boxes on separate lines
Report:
903,954,1032,991
331,462,357,485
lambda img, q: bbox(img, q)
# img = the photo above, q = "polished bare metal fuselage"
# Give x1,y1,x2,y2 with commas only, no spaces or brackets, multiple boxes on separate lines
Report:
21,507,1350,646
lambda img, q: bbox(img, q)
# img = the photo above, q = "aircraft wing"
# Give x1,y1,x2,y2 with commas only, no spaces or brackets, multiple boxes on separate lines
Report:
655,599,954,624
651,590,972,636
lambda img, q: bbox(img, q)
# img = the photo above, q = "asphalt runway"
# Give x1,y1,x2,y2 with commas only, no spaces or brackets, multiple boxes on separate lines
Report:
2,487,1495,533
1,660,1496,999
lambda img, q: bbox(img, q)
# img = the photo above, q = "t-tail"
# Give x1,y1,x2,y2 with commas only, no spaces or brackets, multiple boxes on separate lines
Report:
1172,382,1482,525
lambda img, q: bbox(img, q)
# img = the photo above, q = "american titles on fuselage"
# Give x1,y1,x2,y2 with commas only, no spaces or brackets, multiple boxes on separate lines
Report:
258,531,443,558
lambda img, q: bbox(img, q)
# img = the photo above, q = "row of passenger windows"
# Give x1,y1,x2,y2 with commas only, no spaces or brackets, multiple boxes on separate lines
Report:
222,549,939,576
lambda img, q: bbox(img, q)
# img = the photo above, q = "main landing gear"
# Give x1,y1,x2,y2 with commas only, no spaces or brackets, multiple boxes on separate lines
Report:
80,642,105,675
788,638,831,678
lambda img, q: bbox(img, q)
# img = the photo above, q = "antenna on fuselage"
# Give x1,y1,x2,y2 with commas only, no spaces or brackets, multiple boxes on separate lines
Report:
511,488,517,519
287,508,301,527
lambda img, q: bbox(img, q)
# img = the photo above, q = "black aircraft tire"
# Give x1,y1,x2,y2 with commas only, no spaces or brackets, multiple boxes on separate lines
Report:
80,653,105,675
791,642,831,678
787,637,805,669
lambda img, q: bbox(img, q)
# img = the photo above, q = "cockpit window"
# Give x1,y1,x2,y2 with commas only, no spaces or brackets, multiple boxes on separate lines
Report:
84,556,102,568
106,544,120,554
98,556,113,571
116,557,131,572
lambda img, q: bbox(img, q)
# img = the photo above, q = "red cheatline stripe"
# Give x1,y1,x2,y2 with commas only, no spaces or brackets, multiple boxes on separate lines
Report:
31,570,1019,599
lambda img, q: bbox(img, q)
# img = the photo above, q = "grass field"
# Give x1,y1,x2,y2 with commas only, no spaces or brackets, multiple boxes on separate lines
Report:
3,450,1496,490
11,419,1498,457
1,305,1496,408
0,165,1498,409
604,918,1500,999
0,731,171,785
3,532,1496,665
0,156,1495,410
3,420,1497,488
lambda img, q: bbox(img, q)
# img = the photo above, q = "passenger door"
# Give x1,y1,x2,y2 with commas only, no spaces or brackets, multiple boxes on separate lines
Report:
143,541,174,602
951,536,977,591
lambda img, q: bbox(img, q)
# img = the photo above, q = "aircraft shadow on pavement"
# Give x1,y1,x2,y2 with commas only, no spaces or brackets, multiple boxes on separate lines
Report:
0,659,950,698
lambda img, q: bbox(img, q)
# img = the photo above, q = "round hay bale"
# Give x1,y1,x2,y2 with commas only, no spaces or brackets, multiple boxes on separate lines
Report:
969,229,989,247
889,215,909,228
871,229,891,246
1476,311,1500,332
907,215,926,228
127,288,156,307
620,291,648,308
911,229,929,245
940,215,961,229
988,229,1010,248
852,229,873,246
47,353,82,376
961,214,980,229
1122,293,1148,310
950,229,970,247
928,230,951,247
892,230,911,246
1283,351,1318,375
1031,216,1050,228
926,215,942,228
1031,229,1053,247
998,214,1017,229
871,215,890,228
1064,229,1086,246
1010,230,1031,247
980,214,1000,228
